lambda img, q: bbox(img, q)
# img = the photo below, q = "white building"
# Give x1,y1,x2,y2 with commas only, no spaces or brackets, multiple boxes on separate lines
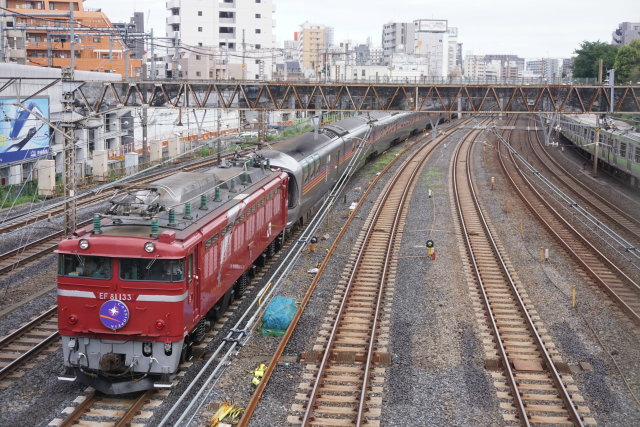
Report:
413,19,453,78
166,0,276,80
0,64,126,185
612,22,640,46
382,22,415,65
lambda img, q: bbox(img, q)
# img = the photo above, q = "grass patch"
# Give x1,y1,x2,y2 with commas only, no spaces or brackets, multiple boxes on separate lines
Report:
367,146,405,177
422,166,443,190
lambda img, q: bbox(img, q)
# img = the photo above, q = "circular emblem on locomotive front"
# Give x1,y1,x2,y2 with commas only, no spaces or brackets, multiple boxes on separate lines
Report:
99,300,130,330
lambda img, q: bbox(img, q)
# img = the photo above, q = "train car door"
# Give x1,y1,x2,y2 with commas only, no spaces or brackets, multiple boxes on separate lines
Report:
187,249,200,318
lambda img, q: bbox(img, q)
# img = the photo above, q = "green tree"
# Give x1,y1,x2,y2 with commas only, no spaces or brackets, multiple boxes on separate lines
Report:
614,39,640,83
572,41,618,79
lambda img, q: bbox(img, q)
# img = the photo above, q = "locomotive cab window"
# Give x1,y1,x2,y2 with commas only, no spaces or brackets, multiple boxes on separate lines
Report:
119,258,185,282
59,254,112,279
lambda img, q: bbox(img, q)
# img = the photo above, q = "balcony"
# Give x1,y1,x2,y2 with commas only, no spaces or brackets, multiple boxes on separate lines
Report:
219,17,235,24
219,32,236,41
219,0,235,8
166,15,181,26
166,0,181,8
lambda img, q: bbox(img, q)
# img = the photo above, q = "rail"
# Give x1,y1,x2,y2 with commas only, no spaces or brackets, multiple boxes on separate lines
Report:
453,119,585,425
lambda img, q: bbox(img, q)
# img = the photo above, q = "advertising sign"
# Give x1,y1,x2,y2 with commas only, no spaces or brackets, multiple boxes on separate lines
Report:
0,97,51,164
417,20,448,32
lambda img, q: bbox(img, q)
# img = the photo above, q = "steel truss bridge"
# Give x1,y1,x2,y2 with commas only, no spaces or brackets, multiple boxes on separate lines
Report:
64,81,640,116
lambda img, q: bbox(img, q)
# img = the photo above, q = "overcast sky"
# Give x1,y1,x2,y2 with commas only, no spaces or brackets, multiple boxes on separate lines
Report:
85,0,639,58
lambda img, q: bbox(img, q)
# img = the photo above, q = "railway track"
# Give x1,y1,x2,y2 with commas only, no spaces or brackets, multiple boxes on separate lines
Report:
56,389,159,427
0,219,92,278
287,122,447,426
527,122,640,246
453,123,595,425
0,306,58,388
498,125,640,323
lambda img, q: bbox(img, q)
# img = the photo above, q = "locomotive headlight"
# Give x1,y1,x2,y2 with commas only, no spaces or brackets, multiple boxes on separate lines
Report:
144,242,155,253
79,239,90,250
68,314,78,325
155,319,166,329
142,341,152,356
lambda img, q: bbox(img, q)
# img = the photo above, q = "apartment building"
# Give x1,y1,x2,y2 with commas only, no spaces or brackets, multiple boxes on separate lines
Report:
381,22,415,65
166,0,276,80
296,21,333,76
2,0,142,76
413,19,452,78
611,22,640,46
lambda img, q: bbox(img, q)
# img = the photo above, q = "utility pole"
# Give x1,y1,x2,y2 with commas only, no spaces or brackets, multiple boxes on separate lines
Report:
217,110,222,163
46,30,52,67
61,67,77,235
142,107,148,164
172,35,179,79
242,29,246,80
109,36,113,71
608,68,615,113
593,115,600,177
150,28,155,79
0,14,4,63
597,59,603,84
124,47,129,80
69,4,75,70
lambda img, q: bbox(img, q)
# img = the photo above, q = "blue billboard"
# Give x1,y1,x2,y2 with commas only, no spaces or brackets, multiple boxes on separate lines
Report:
0,98,51,164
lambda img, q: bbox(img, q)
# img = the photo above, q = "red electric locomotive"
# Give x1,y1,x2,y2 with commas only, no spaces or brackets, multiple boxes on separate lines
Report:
57,157,288,393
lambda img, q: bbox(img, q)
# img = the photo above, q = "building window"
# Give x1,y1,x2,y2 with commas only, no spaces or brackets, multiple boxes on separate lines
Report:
171,8,179,15
255,29,261,34
255,59,260,64
228,43,235,49
255,44,261,49
255,13,261,18
219,27,234,34
196,55,201,60
198,11,202,16
256,0,261,2
196,71,201,77
198,27,203,32
93,37,101,43
171,24,179,32
220,11,234,18
198,42,203,47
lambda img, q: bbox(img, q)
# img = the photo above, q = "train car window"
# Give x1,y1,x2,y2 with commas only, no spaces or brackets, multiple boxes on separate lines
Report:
188,254,193,281
634,147,640,163
119,258,184,282
59,254,112,279
313,154,320,176
620,142,627,158
301,159,309,183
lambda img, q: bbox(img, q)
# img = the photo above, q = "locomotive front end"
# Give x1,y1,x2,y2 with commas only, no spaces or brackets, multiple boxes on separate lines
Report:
57,230,189,394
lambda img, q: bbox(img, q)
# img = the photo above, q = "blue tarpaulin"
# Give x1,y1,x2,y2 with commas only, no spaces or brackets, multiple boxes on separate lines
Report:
260,296,297,336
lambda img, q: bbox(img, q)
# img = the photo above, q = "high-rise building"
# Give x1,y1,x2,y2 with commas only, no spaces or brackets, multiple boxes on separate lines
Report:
166,0,276,80
113,12,145,61
1,0,142,76
526,58,561,80
414,19,451,77
297,21,333,76
463,54,525,80
381,22,415,65
611,22,640,46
